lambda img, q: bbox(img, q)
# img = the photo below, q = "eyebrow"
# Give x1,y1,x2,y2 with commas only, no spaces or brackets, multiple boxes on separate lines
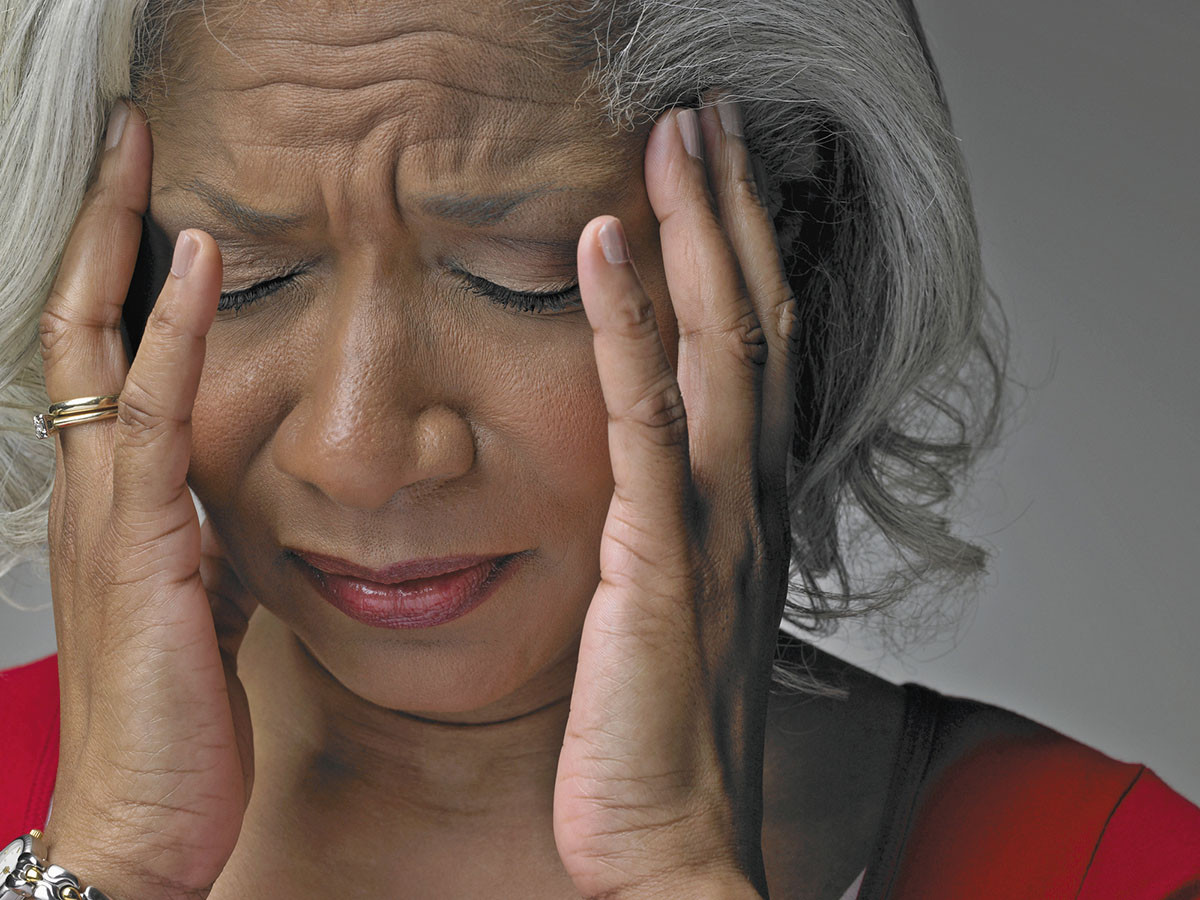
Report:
157,178,565,237
158,178,305,238
418,189,555,226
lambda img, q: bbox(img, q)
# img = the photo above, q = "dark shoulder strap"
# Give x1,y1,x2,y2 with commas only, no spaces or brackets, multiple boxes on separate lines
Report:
855,682,942,900
855,681,1149,899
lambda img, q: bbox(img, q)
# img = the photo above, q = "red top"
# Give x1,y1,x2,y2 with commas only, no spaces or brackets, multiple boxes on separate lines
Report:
2,654,1198,898
0,655,59,836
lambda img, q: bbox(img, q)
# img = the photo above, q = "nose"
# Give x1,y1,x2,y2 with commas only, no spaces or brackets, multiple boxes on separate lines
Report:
272,293,476,510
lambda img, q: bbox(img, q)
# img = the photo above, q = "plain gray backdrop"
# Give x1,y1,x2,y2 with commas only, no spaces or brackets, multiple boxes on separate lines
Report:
2,2,1197,801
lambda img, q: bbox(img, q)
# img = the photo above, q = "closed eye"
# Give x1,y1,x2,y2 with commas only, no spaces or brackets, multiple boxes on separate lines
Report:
218,272,298,313
452,268,582,315
216,265,583,316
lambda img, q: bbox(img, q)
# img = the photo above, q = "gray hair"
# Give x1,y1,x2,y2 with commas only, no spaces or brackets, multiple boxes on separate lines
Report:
0,0,1005,694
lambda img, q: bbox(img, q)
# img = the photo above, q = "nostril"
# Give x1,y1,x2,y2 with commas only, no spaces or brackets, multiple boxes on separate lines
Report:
415,405,476,471
274,398,476,510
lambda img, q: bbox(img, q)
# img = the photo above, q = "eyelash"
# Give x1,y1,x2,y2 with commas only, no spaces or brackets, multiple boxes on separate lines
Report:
217,268,582,316
454,270,582,315
218,271,301,313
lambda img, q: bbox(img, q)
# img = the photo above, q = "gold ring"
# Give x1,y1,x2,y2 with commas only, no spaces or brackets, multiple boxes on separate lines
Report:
34,393,120,439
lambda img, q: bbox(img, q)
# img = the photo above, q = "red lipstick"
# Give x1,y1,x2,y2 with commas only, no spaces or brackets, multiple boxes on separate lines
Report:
294,550,522,629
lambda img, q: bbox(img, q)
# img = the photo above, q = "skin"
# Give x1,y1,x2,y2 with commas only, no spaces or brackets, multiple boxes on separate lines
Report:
38,0,908,898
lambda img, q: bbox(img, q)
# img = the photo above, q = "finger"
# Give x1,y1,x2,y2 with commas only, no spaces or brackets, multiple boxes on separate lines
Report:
110,230,221,555
643,107,767,486
39,100,149,410
699,100,800,484
578,216,692,560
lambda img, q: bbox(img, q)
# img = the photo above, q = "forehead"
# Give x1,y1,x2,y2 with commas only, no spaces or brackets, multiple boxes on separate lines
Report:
148,0,637,235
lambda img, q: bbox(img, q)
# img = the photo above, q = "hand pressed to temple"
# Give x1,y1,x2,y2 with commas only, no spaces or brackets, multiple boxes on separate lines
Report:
553,101,798,900
37,103,257,900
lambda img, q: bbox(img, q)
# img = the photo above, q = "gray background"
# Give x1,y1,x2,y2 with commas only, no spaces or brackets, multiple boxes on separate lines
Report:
2,2,1197,801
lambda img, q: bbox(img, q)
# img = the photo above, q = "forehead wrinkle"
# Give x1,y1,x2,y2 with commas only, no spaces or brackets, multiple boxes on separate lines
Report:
158,6,617,180
212,0,543,48
197,20,572,105
248,28,538,61
151,3,641,247
227,76,578,109
198,73,589,159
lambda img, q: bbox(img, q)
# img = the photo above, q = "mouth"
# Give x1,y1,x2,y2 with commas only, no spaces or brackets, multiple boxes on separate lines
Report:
292,549,524,629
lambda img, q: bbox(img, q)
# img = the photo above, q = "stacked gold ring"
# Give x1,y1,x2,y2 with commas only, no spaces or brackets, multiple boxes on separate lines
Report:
33,393,121,439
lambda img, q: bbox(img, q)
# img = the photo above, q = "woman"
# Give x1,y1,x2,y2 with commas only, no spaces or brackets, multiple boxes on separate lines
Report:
0,0,1196,898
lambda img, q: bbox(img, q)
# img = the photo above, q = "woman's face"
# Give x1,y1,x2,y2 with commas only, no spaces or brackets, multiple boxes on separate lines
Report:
149,0,676,718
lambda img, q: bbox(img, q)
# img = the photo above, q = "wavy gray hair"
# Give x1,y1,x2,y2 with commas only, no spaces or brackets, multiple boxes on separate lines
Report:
0,0,1004,693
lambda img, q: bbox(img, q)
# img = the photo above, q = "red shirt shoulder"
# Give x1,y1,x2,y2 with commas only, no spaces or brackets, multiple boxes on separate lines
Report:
0,654,60,837
1079,768,1200,899
886,690,1200,899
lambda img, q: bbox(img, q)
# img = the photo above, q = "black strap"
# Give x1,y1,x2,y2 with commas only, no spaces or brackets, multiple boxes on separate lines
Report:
855,682,944,900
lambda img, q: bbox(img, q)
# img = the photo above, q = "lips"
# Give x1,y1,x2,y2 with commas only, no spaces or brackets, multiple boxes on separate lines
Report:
295,550,503,584
293,549,521,629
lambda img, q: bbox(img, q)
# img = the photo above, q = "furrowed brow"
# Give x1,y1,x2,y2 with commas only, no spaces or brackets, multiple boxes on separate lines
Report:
156,179,582,237
417,187,560,226
158,178,305,238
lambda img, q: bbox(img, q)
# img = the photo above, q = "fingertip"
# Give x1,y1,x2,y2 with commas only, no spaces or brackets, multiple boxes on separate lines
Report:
698,104,727,157
104,101,131,152
644,107,717,219
597,217,630,266
171,230,200,279
578,215,624,275
578,215,607,261
169,229,222,281
159,229,222,332
643,109,679,183
95,98,152,208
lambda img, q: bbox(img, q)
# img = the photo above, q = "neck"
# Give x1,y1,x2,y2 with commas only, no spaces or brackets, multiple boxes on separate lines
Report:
228,609,901,898
239,611,577,828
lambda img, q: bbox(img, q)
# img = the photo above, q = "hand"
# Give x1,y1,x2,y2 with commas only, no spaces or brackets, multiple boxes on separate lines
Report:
553,100,797,900
38,101,256,900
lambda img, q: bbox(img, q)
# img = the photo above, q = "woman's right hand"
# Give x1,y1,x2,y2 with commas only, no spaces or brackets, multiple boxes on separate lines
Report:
37,100,257,900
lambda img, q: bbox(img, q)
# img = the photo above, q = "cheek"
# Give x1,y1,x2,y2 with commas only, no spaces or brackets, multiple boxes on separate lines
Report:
472,320,613,551
187,320,297,534
186,309,615,549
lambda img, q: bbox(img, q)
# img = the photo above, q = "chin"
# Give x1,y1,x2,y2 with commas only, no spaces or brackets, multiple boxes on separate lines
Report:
280,598,583,721
244,545,595,719
325,638,575,720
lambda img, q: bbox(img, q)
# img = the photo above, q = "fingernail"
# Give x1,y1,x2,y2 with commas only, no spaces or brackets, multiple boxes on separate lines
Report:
676,108,702,160
717,99,743,138
172,231,199,278
598,218,629,265
105,100,130,151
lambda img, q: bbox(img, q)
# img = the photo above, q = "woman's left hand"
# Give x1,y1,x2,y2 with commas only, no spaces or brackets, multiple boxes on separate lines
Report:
554,100,798,900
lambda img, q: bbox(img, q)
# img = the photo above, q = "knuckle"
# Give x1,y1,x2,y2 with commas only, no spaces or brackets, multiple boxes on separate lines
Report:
38,301,74,361
116,377,184,447
604,291,659,335
143,296,189,341
732,306,769,368
717,169,764,212
683,306,767,370
617,374,689,446
769,289,801,349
